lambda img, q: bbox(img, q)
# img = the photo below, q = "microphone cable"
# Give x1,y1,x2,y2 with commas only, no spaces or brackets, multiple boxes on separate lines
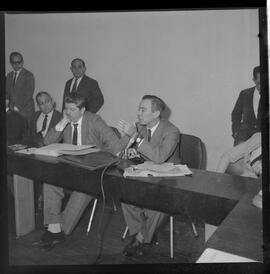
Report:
90,157,120,265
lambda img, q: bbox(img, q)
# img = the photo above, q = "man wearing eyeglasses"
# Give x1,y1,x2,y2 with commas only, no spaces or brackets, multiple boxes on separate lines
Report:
6,52,35,127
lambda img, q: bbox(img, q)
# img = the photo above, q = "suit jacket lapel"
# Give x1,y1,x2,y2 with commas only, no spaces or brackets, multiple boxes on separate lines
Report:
81,113,87,145
150,120,164,145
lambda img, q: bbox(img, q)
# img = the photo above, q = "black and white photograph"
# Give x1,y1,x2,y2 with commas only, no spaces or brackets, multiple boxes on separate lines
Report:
1,6,269,274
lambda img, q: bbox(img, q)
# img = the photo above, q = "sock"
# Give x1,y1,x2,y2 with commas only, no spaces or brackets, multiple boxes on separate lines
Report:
136,232,144,243
48,223,61,233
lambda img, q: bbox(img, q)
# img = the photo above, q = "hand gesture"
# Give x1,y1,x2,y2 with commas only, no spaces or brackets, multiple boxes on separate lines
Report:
117,119,137,137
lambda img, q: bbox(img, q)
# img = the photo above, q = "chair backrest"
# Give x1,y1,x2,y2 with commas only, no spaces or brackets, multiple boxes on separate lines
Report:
179,133,206,170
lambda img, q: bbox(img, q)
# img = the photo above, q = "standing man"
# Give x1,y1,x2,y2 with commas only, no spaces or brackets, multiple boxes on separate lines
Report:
6,52,35,127
118,95,180,257
62,58,104,113
231,66,261,146
32,93,122,251
24,91,62,148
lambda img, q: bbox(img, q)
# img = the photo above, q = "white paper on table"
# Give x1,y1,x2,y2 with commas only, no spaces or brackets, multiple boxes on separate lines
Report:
123,161,192,177
15,143,99,157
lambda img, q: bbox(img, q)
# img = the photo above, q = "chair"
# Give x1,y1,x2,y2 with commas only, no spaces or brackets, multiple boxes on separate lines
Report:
122,133,207,258
86,126,121,235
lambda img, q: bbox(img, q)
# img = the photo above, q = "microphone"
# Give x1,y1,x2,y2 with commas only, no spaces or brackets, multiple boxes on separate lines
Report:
118,131,139,159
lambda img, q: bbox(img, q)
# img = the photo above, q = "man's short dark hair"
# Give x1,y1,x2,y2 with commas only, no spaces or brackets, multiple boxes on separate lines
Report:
9,52,23,63
142,95,166,114
71,58,86,68
64,93,86,109
35,91,53,104
253,66,260,79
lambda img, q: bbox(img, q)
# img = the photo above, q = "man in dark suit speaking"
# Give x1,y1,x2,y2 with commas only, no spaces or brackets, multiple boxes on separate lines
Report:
62,58,104,113
231,66,261,146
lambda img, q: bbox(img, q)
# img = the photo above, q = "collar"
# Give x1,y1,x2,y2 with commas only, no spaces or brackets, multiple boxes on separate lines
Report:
40,109,54,117
254,86,260,95
147,120,160,134
14,68,22,75
72,116,83,127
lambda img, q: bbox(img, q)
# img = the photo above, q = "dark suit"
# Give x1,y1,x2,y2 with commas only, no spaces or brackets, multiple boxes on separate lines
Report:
6,68,35,125
122,119,180,243
24,109,62,147
6,109,26,146
43,111,122,235
231,87,261,145
62,75,104,113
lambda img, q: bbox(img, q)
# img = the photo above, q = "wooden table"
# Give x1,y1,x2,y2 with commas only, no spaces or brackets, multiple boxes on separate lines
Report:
6,151,262,261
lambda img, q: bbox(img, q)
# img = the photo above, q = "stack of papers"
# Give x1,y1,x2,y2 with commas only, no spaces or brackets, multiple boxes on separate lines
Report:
15,143,100,157
123,161,192,177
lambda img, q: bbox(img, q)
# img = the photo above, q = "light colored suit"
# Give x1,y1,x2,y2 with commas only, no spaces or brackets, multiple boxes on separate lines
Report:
43,111,122,235
122,119,180,243
6,68,35,125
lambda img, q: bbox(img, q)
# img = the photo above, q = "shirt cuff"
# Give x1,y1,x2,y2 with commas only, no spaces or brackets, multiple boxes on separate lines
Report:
55,121,67,131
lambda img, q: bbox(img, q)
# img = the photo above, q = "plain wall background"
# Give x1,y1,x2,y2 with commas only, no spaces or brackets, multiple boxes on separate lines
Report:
5,10,259,171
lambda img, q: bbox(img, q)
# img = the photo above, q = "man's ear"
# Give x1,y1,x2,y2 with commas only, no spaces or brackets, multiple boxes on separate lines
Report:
153,110,160,119
81,107,86,114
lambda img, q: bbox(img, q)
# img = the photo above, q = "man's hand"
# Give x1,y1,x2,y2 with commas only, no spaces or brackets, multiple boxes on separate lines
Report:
55,110,71,131
14,106,19,112
117,119,137,137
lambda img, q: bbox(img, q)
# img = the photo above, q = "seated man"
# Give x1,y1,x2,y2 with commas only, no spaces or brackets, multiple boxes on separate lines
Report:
32,93,122,251
118,95,180,257
6,95,26,146
216,132,261,178
23,91,62,147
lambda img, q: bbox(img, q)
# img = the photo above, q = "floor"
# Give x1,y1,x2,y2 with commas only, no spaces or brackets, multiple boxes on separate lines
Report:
7,189,206,266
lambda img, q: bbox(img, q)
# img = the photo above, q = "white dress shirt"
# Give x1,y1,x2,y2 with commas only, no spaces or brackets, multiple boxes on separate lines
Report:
71,117,83,145
36,110,54,137
253,87,260,118
69,77,83,92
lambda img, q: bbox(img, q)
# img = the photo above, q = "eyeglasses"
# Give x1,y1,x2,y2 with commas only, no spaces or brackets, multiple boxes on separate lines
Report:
11,61,22,64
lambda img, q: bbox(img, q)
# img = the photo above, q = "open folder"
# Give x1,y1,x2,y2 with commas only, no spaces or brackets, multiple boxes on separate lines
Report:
16,143,100,157
123,161,192,177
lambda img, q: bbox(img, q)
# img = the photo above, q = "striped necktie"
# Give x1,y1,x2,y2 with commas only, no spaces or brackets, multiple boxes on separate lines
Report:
13,71,17,88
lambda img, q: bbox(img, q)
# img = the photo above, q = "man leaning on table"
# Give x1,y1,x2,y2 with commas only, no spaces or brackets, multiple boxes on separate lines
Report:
117,95,180,257
32,92,122,251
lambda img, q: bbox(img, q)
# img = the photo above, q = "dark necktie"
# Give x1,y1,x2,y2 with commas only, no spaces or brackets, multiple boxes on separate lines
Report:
147,128,151,142
13,71,17,88
41,114,48,132
72,123,78,145
71,78,78,93
256,97,261,129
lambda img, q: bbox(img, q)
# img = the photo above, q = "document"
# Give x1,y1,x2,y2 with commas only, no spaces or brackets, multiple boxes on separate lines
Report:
123,161,192,177
15,143,100,157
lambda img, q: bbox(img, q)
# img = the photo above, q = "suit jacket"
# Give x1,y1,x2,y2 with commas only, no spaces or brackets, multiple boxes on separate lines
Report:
62,75,104,113
231,87,261,145
6,68,35,122
24,109,62,147
44,111,122,155
6,110,26,146
122,119,180,164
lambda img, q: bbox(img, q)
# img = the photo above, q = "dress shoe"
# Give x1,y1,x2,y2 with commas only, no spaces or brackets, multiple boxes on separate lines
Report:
123,237,144,257
32,230,65,251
